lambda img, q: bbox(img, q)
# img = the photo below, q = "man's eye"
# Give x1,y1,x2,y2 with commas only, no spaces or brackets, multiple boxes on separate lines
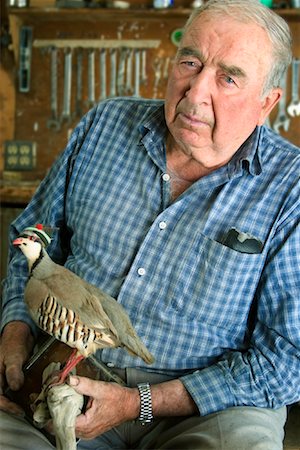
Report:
224,76,236,85
181,60,199,68
178,60,201,74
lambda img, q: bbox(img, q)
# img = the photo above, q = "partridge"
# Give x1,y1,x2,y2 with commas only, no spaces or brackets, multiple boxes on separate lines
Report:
13,224,154,384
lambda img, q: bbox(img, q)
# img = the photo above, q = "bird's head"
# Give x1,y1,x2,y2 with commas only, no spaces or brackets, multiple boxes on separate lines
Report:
13,224,52,264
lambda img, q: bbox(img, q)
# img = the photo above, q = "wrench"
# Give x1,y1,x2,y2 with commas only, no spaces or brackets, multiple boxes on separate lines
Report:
99,48,107,101
60,49,72,125
141,49,147,86
273,71,290,134
47,46,61,130
133,49,141,97
125,49,133,95
109,49,117,98
117,48,127,96
287,58,300,117
75,49,83,117
87,49,96,108
152,57,162,99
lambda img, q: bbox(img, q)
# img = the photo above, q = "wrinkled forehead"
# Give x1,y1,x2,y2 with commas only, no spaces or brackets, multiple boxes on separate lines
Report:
181,13,272,70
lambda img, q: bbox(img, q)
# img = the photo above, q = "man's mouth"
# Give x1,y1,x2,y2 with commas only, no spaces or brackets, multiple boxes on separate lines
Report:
178,112,211,128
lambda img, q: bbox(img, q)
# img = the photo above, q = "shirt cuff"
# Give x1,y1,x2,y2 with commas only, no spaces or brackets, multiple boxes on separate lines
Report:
180,363,236,416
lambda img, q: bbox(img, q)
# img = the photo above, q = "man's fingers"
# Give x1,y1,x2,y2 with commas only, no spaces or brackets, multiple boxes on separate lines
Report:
5,362,24,391
0,394,24,416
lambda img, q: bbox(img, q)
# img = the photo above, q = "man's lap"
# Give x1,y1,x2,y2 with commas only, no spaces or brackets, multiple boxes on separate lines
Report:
0,405,286,450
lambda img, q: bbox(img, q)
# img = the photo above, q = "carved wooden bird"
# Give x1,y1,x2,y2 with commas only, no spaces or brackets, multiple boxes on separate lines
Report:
13,224,154,384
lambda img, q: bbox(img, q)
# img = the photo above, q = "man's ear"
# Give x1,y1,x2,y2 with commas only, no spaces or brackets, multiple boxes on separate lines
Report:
258,87,282,126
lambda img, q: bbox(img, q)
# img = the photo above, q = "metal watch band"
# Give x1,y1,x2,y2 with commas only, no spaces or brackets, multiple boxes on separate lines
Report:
137,382,154,425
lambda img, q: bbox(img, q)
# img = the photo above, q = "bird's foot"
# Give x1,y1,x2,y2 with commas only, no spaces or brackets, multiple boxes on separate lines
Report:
44,370,68,391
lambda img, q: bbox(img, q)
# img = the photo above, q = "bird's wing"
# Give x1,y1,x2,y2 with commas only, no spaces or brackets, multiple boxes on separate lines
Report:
96,288,155,364
25,267,119,338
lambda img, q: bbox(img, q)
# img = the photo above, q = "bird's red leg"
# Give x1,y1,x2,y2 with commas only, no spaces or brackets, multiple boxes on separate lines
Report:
60,349,84,381
46,349,84,388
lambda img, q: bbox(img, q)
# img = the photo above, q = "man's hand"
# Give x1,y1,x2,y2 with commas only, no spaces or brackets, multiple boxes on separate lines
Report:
0,321,34,415
68,376,140,440
68,374,198,440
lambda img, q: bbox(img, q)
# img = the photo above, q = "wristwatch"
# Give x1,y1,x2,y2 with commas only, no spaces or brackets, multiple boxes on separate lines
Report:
137,382,154,425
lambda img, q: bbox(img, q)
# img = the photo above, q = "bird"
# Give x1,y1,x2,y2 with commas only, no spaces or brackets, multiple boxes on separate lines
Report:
13,224,154,385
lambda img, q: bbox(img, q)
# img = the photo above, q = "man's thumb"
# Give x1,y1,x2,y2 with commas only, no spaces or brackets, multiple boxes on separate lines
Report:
67,375,95,394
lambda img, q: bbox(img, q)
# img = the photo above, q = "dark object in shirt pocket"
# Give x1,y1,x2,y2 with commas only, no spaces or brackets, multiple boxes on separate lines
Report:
223,228,263,254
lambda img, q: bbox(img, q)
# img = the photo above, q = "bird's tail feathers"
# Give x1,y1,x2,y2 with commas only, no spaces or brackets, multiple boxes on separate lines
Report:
123,335,154,365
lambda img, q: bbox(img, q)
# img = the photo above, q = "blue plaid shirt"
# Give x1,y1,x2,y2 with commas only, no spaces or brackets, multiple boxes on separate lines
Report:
2,98,300,415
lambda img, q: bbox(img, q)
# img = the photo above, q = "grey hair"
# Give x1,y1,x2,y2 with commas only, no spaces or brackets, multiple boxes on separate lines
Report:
183,0,292,96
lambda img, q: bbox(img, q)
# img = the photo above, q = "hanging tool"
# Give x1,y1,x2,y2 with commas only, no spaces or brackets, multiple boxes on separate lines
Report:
287,58,300,117
19,26,33,93
163,56,171,81
141,49,148,86
125,49,133,95
87,48,96,108
133,49,141,97
75,49,83,117
99,48,107,101
117,48,127,96
47,46,61,130
61,49,73,124
152,57,162,99
273,71,290,134
109,49,117,97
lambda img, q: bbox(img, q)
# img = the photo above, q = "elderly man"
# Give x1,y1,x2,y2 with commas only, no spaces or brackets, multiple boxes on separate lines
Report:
1,0,299,449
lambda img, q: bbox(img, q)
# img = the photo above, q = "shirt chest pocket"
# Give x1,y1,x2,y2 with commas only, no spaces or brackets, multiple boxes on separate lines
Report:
169,233,265,329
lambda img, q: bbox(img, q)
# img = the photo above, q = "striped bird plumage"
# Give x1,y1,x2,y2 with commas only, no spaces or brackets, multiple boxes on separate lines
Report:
13,226,154,379
37,294,117,357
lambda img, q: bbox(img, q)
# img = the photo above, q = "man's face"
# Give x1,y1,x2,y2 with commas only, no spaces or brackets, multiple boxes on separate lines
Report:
164,13,281,171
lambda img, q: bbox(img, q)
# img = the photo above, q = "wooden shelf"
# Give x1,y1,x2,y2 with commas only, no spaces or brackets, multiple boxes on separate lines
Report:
0,180,40,205
8,6,300,18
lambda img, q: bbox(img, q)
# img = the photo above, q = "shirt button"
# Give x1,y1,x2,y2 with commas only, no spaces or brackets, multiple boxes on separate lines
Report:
159,221,167,230
137,267,146,276
162,173,170,182
107,362,115,368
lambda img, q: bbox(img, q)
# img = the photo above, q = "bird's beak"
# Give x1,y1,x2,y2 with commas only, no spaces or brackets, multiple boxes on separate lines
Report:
13,237,25,246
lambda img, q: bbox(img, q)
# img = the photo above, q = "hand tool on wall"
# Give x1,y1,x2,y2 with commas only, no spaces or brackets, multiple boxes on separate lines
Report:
99,48,107,101
133,49,141,97
153,57,162,99
87,48,96,108
141,49,148,86
109,49,117,97
47,46,61,130
125,49,133,95
61,49,73,124
75,49,83,117
19,26,33,93
163,56,171,82
117,48,127,96
287,58,300,117
273,71,290,134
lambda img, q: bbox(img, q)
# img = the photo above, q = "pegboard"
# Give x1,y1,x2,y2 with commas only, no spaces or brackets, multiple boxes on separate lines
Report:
3,6,300,185
7,8,191,181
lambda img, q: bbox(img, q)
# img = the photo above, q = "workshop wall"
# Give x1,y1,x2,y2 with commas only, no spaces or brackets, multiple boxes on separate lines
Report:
1,1,300,189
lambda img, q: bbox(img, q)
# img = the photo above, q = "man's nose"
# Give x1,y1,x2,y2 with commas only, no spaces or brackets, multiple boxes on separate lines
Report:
185,69,213,104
